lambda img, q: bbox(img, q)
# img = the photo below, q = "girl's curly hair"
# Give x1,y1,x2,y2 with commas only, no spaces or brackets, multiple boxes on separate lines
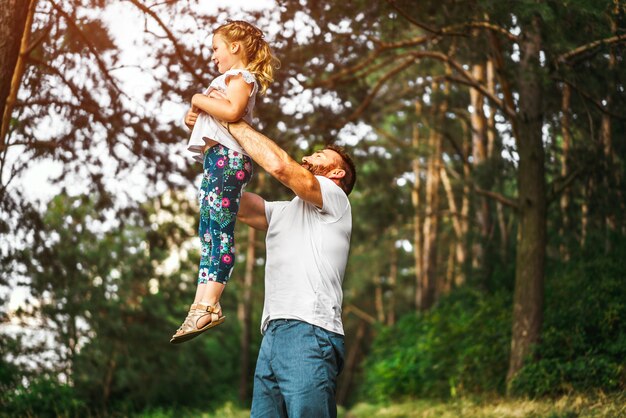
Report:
214,20,280,94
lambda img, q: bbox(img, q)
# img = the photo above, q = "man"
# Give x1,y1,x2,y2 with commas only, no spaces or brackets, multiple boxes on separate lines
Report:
225,119,356,418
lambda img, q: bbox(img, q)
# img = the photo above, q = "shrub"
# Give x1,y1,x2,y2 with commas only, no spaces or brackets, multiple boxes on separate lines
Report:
361,287,511,401
1,376,87,418
511,245,626,396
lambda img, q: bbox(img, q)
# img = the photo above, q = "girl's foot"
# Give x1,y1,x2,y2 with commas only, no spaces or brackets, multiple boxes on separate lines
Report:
170,303,197,341
169,302,225,344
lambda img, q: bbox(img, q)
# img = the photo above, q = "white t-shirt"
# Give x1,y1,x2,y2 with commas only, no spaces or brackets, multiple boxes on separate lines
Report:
186,69,258,162
261,176,352,335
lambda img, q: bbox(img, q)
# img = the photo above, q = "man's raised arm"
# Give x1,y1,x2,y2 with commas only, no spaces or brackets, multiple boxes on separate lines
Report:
226,121,324,208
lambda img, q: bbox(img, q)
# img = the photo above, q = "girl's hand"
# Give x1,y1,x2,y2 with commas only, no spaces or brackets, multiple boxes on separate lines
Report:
185,106,199,129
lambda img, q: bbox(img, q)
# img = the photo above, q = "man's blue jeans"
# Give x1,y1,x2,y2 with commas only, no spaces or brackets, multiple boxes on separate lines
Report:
250,319,345,418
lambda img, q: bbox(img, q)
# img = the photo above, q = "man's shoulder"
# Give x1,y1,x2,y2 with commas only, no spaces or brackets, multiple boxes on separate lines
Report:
315,176,347,197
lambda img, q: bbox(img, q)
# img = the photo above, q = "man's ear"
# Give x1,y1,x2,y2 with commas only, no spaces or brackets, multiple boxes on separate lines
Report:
329,169,346,180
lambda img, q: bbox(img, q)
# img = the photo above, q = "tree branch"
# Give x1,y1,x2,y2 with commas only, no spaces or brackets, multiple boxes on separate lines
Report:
385,0,441,36
409,50,516,118
445,164,518,209
126,0,203,85
344,56,417,123
561,79,626,121
475,186,518,209
312,50,388,88
443,21,518,42
343,304,377,324
557,33,626,63
50,1,127,98
547,167,584,204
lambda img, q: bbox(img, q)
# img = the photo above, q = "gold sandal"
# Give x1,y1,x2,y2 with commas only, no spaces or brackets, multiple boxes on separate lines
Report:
169,302,225,344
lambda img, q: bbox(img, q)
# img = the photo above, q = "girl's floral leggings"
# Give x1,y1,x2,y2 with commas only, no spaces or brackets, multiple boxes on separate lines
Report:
197,144,253,284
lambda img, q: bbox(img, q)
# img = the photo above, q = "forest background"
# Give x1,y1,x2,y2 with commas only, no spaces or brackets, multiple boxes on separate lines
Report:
1,0,625,417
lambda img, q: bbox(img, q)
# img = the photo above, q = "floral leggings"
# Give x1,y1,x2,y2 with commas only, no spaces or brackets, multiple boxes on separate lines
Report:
197,144,253,284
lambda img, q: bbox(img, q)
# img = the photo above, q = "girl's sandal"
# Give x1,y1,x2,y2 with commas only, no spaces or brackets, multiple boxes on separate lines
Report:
169,302,225,344
170,303,197,336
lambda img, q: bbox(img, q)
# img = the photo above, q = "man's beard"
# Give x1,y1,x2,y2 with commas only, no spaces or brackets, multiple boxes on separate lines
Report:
301,161,333,176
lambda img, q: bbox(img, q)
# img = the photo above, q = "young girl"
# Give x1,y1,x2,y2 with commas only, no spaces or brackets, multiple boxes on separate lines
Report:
170,20,278,344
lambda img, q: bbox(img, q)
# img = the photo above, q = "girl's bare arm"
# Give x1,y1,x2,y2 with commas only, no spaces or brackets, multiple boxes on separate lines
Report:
191,74,252,122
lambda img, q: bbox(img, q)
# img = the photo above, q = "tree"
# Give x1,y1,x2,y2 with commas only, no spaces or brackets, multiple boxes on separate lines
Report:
0,0,35,144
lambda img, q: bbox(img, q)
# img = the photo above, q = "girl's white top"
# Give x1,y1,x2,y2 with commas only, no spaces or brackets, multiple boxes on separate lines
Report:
187,69,258,162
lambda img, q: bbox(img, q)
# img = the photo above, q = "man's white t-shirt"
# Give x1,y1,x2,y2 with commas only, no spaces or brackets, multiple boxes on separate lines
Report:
261,176,352,336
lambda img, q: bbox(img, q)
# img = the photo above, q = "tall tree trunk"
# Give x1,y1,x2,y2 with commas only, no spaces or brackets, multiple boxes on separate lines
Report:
470,63,490,273
412,116,424,310
440,165,465,287
457,119,471,286
581,179,590,248
420,96,442,310
337,320,367,405
601,14,617,251
386,228,398,326
238,225,256,402
238,172,266,400
486,58,497,160
0,0,35,146
559,83,572,260
496,201,509,262
443,240,455,294
375,273,385,323
507,15,547,385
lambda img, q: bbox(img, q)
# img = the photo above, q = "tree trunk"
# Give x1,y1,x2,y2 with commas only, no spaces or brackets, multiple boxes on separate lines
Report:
0,0,35,145
559,83,571,260
581,179,590,248
375,273,385,323
412,116,424,310
238,225,257,402
420,104,442,310
601,15,616,251
440,165,465,287
337,320,366,405
457,118,471,286
507,15,547,385
386,229,398,326
470,63,489,273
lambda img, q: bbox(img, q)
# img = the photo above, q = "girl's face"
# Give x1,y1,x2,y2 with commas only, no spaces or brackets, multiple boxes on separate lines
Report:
211,33,238,73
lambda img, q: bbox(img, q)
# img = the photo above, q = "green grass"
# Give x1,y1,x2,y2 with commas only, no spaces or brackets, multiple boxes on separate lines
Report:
134,393,626,418
340,393,626,418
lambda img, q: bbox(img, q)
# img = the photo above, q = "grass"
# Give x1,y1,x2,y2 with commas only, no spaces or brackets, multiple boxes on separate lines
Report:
134,393,626,417
340,392,626,418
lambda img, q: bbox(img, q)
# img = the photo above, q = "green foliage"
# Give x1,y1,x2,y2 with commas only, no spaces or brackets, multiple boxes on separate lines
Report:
361,288,511,400
510,244,626,396
1,376,87,418
5,192,246,415
361,245,626,402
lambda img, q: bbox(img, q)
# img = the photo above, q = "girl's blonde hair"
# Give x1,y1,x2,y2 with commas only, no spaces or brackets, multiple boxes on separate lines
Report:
214,20,280,95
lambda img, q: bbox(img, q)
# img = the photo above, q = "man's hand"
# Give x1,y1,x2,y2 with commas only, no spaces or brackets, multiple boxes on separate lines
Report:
207,90,235,130
184,106,199,130
208,89,227,100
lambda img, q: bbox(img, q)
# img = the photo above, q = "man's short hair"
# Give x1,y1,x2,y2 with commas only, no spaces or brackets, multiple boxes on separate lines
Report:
325,145,356,195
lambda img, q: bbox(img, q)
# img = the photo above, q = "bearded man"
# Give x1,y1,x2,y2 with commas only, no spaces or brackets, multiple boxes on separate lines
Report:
224,118,355,417
185,86,356,416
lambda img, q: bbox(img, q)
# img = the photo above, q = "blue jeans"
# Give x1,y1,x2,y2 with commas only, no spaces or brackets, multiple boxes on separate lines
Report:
250,319,345,418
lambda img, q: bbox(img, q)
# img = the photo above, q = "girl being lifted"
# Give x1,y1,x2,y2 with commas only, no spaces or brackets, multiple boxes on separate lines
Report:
171,20,279,344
